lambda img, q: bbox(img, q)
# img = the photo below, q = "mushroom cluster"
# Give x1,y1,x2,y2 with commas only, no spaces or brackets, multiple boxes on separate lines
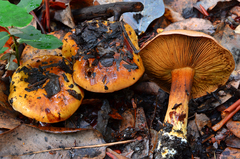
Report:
139,30,235,158
63,20,145,93
8,20,144,123
8,55,84,123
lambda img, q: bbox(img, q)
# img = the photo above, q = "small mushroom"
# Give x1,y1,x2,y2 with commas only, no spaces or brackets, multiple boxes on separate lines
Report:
69,20,144,93
8,55,84,123
139,30,235,158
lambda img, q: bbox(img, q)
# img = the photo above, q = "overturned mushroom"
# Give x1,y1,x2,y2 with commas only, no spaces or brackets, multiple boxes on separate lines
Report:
8,55,84,123
139,30,235,158
66,20,144,92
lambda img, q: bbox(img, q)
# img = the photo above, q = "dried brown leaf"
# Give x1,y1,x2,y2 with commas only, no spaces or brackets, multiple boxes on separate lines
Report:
54,4,75,28
119,109,135,132
226,120,240,138
214,24,240,70
0,110,20,129
219,147,240,159
195,113,211,135
225,135,240,148
164,0,197,14
0,124,106,159
0,80,10,109
164,18,215,34
164,5,185,23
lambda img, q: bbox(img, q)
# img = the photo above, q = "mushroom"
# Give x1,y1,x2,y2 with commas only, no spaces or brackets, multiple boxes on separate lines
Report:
139,30,235,158
8,55,84,123
65,20,144,93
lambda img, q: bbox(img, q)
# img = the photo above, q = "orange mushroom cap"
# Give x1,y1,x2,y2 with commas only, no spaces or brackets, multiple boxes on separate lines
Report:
140,30,235,98
71,20,144,93
8,55,84,123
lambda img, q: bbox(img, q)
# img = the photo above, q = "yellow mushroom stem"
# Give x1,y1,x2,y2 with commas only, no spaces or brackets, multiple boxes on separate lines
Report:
164,67,195,138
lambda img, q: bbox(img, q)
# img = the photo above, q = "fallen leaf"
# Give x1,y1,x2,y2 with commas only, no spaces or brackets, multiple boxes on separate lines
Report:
195,113,211,135
164,5,185,23
0,124,106,159
121,136,149,159
226,119,240,138
219,147,240,159
119,109,135,132
135,107,148,131
213,24,240,70
188,119,200,141
163,0,197,15
225,135,240,148
0,80,11,109
54,4,75,28
96,99,111,135
164,18,215,34
0,110,20,130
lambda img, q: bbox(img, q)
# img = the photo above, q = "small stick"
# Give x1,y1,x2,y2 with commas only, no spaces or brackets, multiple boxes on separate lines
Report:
212,105,240,131
30,11,46,34
120,21,139,54
224,99,240,113
71,2,144,22
45,0,50,32
201,134,215,144
199,4,209,16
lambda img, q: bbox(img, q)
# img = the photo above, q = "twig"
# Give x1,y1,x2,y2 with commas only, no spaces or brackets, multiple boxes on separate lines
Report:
212,105,240,131
1,138,138,157
30,11,46,34
45,0,50,32
71,2,143,22
199,4,209,16
224,99,240,113
120,21,139,54
201,134,215,144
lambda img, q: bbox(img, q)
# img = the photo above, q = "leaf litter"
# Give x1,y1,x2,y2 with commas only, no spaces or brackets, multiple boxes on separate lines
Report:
1,0,240,158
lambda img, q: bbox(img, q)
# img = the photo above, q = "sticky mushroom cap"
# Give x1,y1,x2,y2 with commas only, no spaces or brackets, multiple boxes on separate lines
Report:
140,30,235,98
73,20,145,92
8,55,84,123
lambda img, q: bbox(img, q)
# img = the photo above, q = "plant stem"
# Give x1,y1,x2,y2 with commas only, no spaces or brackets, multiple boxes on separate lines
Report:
11,35,20,66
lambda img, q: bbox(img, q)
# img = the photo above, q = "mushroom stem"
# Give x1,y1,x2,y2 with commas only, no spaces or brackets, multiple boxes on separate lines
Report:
157,67,194,158
165,67,194,138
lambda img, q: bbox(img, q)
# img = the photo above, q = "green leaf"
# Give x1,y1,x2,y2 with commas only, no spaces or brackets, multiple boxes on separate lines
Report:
0,47,8,54
19,35,63,49
0,31,10,49
0,0,33,27
9,26,41,40
17,0,42,13
9,26,63,49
